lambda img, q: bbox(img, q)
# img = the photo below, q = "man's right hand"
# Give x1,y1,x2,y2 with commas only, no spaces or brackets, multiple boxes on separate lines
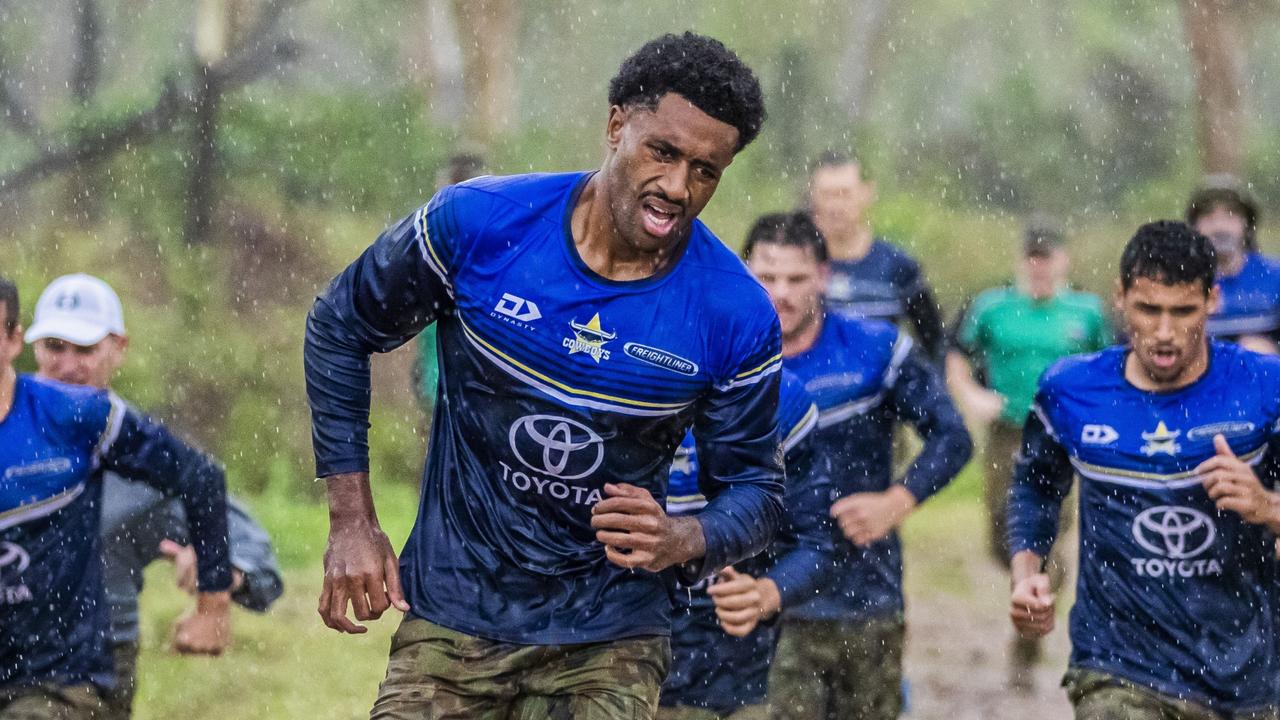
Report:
318,473,409,634
1009,550,1055,639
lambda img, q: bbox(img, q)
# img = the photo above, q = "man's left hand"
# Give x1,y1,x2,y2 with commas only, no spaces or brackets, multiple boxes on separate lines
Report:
171,591,231,656
1200,434,1280,528
830,485,918,546
591,483,704,572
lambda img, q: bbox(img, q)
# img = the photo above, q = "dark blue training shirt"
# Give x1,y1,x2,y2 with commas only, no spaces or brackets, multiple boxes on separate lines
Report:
781,313,971,622
0,376,230,690
1208,252,1280,339
1010,343,1280,712
305,172,785,645
662,370,832,715
824,239,945,360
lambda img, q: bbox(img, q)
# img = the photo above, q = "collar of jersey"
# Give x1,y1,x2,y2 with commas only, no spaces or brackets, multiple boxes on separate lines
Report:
1116,342,1219,397
559,171,694,292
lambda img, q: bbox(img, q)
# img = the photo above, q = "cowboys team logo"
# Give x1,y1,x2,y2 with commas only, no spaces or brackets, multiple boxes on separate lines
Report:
1141,422,1181,457
508,414,604,480
562,313,616,363
0,541,33,605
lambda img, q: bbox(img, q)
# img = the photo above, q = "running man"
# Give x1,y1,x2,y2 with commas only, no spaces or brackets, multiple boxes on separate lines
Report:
25,273,284,719
305,33,782,718
1186,175,1280,354
1009,221,1280,718
946,221,1110,689
806,151,946,361
659,369,832,720
743,213,972,720
0,276,231,720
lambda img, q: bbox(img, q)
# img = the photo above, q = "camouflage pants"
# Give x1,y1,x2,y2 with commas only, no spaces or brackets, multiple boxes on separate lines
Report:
0,685,106,720
369,617,670,720
98,642,138,720
655,704,767,720
1065,669,1279,720
767,615,905,720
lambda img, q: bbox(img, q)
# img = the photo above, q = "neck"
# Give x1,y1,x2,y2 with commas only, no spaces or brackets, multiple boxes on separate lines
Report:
0,364,15,423
1124,343,1210,392
782,313,824,358
571,173,679,282
1218,251,1247,278
826,222,874,262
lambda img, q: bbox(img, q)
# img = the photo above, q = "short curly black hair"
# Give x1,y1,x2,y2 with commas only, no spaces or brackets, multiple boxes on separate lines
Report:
608,32,766,152
1120,221,1216,295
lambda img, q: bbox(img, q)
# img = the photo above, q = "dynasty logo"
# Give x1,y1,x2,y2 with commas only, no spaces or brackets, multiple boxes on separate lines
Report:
563,313,616,363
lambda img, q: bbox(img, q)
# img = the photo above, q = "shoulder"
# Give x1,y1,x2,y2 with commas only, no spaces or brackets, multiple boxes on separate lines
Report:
826,313,901,353
1215,342,1280,388
1038,347,1118,396
686,227,779,338
22,375,115,442
424,172,585,248
968,286,1015,318
1061,290,1107,313
872,239,922,277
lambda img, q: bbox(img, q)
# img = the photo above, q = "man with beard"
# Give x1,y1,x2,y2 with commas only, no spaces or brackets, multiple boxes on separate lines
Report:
1187,175,1280,354
305,33,783,719
1009,221,1280,718
743,212,971,720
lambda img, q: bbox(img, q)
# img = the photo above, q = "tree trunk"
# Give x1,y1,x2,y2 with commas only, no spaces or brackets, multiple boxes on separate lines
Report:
403,0,466,125
452,0,520,145
1183,0,1245,175
837,0,893,124
67,0,103,226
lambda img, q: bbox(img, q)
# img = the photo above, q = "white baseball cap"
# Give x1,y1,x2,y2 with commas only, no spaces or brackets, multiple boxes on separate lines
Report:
25,273,126,346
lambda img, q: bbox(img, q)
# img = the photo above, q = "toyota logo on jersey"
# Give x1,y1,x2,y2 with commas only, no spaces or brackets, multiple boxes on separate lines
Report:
508,414,604,480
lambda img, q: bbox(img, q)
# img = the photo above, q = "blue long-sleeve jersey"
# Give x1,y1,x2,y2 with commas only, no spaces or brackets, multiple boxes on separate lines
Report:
662,370,831,715
781,314,971,622
1208,252,1280,339
1009,343,1280,712
304,172,785,644
0,375,230,690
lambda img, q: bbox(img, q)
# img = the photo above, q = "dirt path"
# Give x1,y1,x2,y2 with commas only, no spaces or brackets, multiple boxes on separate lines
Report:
900,500,1074,720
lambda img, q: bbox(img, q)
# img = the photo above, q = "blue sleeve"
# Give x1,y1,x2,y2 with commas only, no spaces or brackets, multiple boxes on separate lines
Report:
225,499,284,612
1008,400,1074,558
889,349,973,502
682,320,786,583
305,186,488,477
98,403,232,593
764,414,835,607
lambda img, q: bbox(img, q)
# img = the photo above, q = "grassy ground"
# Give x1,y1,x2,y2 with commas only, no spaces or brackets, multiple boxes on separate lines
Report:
129,466,1073,719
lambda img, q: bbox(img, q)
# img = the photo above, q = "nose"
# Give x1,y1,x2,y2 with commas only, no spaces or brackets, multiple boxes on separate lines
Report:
1154,313,1176,341
654,162,691,206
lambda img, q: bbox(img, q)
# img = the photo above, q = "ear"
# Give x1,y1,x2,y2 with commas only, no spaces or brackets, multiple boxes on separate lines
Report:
605,105,627,151
1112,279,1125,314
1207,284,1222,315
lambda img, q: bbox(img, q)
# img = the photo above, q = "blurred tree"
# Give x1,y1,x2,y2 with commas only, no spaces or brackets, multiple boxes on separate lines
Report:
1183,0,1244,174
403,0,466,125
453,0,521,145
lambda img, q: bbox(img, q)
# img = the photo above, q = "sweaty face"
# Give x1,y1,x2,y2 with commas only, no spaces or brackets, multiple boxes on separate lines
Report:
1117,278,1217,387
809,163,875,241
1194,205,1248,266
33,336,126,389
603,93,738,254
747,244,827,341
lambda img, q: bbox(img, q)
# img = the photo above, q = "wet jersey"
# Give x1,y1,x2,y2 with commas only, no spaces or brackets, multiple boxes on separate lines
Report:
781,314,971,622
1010,343,1280,712
824,239,945,360
305,172,785,644
662,370,830,715
0,376,230,690
1209,252,1280,339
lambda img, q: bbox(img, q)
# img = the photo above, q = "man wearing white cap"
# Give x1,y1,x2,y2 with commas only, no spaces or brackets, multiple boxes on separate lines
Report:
26,274,283,720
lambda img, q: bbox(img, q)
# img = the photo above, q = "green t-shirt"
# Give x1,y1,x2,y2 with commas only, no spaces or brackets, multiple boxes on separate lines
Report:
957,286,1112,423
415,326,439,408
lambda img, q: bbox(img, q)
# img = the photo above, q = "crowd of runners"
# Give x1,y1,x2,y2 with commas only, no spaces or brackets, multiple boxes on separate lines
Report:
3,30,1280,720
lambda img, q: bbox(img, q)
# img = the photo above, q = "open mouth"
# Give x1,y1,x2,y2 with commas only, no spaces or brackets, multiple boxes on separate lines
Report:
1150,347,1179,369
641,198,679,238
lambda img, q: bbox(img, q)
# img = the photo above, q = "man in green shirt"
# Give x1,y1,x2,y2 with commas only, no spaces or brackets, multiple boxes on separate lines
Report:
946,221,1111,692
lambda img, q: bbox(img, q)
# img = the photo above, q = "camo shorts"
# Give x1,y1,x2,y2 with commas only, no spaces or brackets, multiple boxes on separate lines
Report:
369,617,670,720
1065,668,1278,720
0,684,106,720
